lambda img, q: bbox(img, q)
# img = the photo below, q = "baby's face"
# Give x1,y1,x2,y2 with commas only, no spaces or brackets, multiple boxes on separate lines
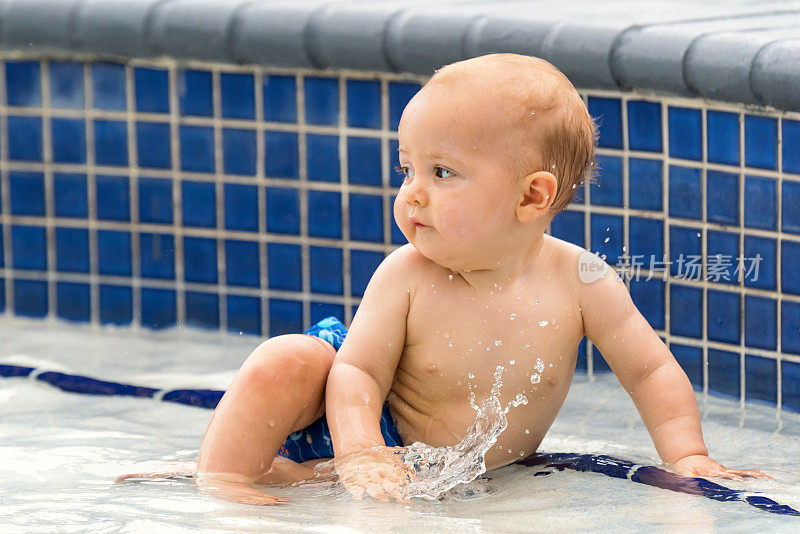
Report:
393,87,524,272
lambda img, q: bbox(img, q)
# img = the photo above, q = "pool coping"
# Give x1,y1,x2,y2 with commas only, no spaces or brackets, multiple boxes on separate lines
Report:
0,0,798,111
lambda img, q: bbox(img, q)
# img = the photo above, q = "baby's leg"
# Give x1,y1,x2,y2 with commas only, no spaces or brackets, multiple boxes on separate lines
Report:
196,334,335,505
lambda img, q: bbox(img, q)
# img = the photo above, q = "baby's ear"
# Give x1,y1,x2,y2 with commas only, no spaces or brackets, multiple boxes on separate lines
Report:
516,171,557,223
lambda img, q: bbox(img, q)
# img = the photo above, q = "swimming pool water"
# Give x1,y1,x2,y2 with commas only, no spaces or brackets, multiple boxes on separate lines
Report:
2,316,799,533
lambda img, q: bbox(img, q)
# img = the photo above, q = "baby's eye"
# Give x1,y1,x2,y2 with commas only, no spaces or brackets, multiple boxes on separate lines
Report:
394,165,414,181
435,167,455,179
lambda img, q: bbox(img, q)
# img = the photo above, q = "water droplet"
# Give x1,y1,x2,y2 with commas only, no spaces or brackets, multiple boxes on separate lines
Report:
268,420,276,428
539,320,549,327
510,313,517,320
494,340,502,347
467,372,475,379
549,363,554,368
456,380,463,386
519,451,525,457
508,449,512,453
604,237,610,243
525,343,531,348
448,341,454,348
448,274,453,280
696,232,701,237
510,359,515,365
525,429,530,435
535,358,544,373
530,373,541,384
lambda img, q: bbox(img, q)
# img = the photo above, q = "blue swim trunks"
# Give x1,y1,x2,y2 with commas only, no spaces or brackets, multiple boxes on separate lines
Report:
276,316,404,463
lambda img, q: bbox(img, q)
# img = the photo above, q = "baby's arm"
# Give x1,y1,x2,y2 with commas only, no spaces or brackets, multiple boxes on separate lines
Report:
325,245,418,500
579,259,767,480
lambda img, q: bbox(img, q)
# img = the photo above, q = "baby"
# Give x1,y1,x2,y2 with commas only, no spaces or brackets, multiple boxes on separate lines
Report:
190,53,766,505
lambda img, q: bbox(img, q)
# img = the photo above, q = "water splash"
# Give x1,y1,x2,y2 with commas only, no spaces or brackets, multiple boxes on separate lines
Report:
311,365,532,501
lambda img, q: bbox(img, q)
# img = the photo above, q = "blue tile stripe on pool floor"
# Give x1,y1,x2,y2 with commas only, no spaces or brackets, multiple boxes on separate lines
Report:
1,364,798,517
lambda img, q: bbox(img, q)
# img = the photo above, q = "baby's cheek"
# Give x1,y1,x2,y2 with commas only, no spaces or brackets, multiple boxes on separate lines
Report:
436,203,474,239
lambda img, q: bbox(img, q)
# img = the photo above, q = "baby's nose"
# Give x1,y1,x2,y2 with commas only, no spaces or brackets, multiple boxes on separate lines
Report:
405,180,428,206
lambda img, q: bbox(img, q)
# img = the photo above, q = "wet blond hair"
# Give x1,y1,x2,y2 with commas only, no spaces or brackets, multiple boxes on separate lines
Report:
425,54,598,214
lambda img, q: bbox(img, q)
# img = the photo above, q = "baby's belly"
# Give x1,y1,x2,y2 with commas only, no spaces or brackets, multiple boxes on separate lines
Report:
386,368,572,470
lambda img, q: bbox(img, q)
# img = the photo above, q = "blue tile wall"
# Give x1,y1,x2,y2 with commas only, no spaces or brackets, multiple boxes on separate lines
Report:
2,57,798,413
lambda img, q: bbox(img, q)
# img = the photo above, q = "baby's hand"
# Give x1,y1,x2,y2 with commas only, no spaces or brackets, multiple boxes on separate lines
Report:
334,446,413,502
670,454,770,481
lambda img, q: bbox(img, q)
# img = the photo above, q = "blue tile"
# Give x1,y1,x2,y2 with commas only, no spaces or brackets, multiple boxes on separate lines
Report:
306,134,340,182
783,301,800,355
782,181,800,235
351,249,384,297
705,170,738,225
628,158,663,211
744,236,775,290
389,82,420,131
745,355,777,405
92,63,126,111
781,360,800,413
348,137,382,186
225,240,260,287
99,285,132,325
6,61,41,106
309,246,343,295
264,74,297,123
96,175,130,221
141,287,176,329
51,118,86,163
311,302,344,324
307,190,342,239
264,131,299,178
668,166,701,220
347,80,381,129
784,119,800,174
745,296,776,350
54,173,87,218
179,70,212,117
9,171,45,216
8,116,42,161
181,181,216,228
669,284,702,338
97,230,131,276
349,193,383,242
389,138,403,188
56,282,90,322
138,177,173,224
183,237,218,284
744,175,776,230
590,214,623,265
55,227,89,273
134,67,169,113
592,345,611,373
14,280,47,318
588,97,622,149
49,61,84,109
94,120,128,166
223,128,256,176
669,226,702,280
184,291,219,329
267,243,301,291
630,278,665,330
227,295,262,335
137,122,171,169
179,125,214,172
265,187,300,235
670,343,703,390
707,110,739,166
706,289,740,344
549,210,585,248
708,349,740,400
224,184,258,231
782,240,800,296
0,233,3,269
627,100,662,152
628,217,663,267
668,107,702,161
0,280,4,313
305,77,339,126
590,155,622,207
269,298,303,336
140,233,175,280
745,115,777,170
12,226,47,270
706,230,738,284
221,72,255,119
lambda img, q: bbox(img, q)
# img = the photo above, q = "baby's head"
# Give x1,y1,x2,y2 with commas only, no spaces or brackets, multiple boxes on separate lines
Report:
394,54,597,271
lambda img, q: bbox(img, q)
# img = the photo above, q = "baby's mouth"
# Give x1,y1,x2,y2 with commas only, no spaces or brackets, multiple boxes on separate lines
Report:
409,217,429,228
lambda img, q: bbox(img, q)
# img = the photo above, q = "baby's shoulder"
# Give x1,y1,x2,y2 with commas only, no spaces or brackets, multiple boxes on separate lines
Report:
542,234,588,277
376,244,443,285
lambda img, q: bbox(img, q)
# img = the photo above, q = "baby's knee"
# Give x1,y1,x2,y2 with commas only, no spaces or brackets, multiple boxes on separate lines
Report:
239,334,335,390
